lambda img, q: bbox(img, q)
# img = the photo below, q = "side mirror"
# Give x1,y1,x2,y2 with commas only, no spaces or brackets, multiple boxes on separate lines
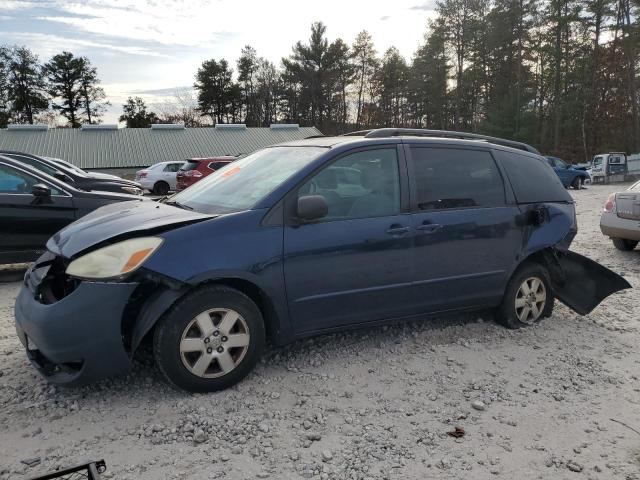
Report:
297,195,328,222
53,170,71,182
32,183,52,198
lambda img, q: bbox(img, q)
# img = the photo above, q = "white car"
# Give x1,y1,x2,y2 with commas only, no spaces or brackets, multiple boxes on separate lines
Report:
135,161,184,195
600,180,640,251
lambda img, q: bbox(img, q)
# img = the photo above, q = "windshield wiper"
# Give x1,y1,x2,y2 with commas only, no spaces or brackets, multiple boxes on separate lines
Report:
164,200,193,210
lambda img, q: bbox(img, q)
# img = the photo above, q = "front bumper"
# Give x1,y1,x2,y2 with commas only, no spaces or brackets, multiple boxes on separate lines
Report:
600,212,640,241
14,264,138,386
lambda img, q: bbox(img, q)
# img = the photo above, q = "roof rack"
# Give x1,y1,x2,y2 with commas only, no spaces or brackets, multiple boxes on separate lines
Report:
343,128,540,154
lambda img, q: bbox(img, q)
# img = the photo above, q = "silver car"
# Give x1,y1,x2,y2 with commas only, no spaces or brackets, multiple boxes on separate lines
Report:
600,180,640,250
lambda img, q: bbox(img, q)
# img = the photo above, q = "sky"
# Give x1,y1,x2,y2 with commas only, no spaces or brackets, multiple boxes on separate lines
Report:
0,0,438,123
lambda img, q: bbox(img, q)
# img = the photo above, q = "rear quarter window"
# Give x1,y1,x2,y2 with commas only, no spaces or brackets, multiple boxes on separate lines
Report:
495,150,572,203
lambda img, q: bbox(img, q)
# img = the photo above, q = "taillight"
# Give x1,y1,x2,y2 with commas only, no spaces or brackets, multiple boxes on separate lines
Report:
603,193,616,213
185,170,203,178
138,171,148,178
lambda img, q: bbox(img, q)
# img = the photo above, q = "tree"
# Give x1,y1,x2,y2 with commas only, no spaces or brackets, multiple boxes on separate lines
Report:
119,96,158,128
237,45,260,126
44,51,85,127
5,46,48,124
194,58,235,124
78,57,108,124
351,31,378,129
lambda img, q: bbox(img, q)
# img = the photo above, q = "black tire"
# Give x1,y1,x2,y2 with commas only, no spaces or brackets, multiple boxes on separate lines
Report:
153,285,265,392
495,263,555,329
571,177,583,190
612,238,639,251
153,181,170,196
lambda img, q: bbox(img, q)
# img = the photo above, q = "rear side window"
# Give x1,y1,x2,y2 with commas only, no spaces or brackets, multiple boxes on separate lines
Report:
208,161,230,170
163,163,181,172
495,150,572,203
180,160,199,171
410,147,505,210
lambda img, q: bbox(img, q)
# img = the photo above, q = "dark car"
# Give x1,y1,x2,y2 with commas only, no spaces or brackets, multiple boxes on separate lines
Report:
14,129,630,392
176,156,236,191
1,151,144,196
0,155,144,264
545,156,590,189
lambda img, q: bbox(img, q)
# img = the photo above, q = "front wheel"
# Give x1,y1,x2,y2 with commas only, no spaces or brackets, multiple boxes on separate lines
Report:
153,285,265,392
495,264,554,329
612,238,639,251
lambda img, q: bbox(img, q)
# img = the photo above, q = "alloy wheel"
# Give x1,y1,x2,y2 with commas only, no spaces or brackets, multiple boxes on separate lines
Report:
514,277,547,324
179,308,250,378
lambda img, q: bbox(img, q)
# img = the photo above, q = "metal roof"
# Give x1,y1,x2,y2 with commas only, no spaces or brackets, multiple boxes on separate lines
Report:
0,125,322,169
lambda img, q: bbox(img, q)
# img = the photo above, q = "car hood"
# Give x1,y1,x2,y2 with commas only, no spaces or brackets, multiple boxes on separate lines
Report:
47,200,213,258
86,171,126,180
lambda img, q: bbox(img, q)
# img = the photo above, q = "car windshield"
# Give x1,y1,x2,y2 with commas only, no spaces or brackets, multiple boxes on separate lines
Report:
170,146,326,214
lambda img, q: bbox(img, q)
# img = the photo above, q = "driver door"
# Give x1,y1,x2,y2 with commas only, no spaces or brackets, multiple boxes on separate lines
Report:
283,146,415,334
0,163,76,262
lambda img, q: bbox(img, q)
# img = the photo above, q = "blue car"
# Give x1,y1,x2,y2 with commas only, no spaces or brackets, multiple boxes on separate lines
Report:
15,129,630,392
545,156,590,189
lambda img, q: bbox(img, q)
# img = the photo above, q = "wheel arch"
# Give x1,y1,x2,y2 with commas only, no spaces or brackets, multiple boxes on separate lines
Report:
130,275,286,354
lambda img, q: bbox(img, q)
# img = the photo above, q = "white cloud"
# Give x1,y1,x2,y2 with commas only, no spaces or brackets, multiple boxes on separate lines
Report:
4,31,168,58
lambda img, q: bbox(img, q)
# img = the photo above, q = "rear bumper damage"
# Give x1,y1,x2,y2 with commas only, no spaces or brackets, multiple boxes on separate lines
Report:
547,249,632,315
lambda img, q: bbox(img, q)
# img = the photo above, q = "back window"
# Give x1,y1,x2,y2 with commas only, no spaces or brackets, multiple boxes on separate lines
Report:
410,147,505,210
495,150,572,203
180,160,199,171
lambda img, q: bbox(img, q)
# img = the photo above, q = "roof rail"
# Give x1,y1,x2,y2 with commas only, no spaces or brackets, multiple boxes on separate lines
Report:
344,128,540,154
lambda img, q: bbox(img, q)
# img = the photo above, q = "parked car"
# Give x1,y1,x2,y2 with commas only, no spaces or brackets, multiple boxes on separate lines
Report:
545,156,590,189
46,157,123,181
135,161,184,195
176,156,235,191
0,151,144,195
590,152,628,183
0,155,144,264
600,180,640,251
14,128,630,392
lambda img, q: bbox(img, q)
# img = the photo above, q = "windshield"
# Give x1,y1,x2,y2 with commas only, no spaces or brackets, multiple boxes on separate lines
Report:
171,146,326,214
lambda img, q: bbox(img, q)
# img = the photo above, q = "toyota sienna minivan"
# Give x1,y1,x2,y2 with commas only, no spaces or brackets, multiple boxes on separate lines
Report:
14,129,631,392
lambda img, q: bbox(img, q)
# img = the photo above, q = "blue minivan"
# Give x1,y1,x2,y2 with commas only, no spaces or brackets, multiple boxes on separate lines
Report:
14,129,630,392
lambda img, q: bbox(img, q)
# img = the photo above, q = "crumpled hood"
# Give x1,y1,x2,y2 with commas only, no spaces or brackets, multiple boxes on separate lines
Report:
47,200,212,258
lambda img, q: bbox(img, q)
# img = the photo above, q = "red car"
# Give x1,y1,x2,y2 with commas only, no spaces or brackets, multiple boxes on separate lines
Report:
176,156,236,191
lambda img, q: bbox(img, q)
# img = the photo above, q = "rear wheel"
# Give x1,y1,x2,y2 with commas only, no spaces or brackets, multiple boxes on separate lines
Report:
153,181,170,196
571,177,584,189
153,285,265,392
612,238,639,251
495,263,554,329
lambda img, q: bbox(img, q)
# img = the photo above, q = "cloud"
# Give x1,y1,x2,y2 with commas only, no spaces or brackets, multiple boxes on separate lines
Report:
4,31,168,58
410,1,437,11
380,15,391,21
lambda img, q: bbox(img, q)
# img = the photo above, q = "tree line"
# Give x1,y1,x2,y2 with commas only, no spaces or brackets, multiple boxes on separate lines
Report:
3,0,640,161
0,47,107,128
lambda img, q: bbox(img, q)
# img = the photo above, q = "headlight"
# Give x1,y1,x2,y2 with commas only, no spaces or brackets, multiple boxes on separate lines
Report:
121,186,143,195
66,237,163,279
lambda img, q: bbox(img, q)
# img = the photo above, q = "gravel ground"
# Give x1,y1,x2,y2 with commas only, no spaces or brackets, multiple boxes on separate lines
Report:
1,183,639,480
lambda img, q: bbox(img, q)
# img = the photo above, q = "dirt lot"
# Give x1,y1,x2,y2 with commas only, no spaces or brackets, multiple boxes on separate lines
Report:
1,184,639,480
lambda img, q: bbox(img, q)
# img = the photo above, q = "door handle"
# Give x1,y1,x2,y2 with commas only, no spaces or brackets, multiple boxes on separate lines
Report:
386,225,411,236
416,223,442,233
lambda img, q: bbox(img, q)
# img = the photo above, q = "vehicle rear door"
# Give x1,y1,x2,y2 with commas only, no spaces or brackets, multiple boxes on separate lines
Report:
406,145,522,312
0,163,76,261
162,162,182,189
283,146,414,333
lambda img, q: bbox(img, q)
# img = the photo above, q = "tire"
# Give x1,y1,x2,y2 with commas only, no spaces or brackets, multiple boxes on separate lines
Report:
612,238,639,251
153,181,170,196
153,285,265,392
571,177,583,190
495,263,554,329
